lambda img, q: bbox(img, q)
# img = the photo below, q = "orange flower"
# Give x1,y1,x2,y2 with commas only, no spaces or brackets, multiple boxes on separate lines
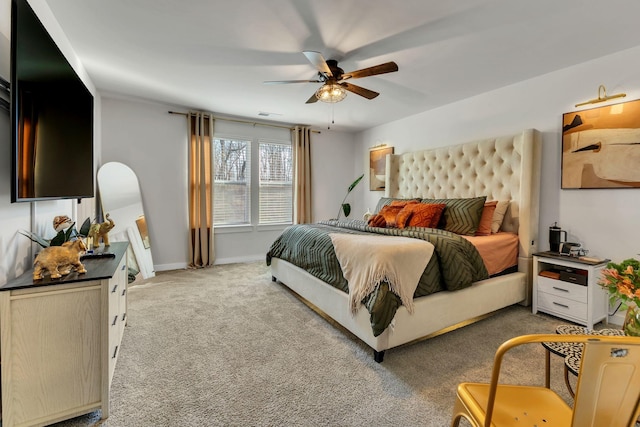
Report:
599,258,640,308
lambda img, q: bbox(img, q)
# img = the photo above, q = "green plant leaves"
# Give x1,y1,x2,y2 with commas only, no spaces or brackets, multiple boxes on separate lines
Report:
348,174,364,193
337,174,365,219
78,217,92,237
342,203,351,218
18,217,92,247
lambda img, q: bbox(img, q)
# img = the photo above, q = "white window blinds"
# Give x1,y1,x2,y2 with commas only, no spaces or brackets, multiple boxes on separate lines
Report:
213,138,250,225
259,142,292,224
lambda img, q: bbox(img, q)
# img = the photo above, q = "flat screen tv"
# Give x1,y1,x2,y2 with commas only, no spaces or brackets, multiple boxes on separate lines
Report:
10,0,94,202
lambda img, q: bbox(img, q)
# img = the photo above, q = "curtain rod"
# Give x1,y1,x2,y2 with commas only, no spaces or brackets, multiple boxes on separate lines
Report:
168,111,321,134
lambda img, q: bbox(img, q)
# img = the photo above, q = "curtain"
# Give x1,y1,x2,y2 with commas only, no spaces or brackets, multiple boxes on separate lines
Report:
292,126,312,224
188,112,214,267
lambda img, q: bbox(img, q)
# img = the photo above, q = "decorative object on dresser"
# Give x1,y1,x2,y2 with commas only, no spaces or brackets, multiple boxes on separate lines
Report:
599,258,640,336
32,238,88,280
19,215,92,248
269,129,541,362
0,242,129,427
88,213,116,248
533,252,610,329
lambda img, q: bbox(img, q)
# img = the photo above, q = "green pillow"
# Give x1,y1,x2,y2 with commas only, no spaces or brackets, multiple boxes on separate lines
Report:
421,196,487,235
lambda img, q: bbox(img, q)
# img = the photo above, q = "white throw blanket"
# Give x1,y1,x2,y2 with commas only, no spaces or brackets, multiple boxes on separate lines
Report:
329,233,435,315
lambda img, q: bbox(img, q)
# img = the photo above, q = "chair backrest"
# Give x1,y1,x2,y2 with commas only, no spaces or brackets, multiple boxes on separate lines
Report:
572,339,640,427
485,334,640,427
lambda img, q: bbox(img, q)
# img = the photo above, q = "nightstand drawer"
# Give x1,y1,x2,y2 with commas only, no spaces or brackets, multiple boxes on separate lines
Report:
537,291,588,320
537,276,587,303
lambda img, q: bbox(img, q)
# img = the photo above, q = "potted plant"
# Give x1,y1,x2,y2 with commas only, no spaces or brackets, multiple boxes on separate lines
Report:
20,216,92,248
599,258,640,336
337,174,364,220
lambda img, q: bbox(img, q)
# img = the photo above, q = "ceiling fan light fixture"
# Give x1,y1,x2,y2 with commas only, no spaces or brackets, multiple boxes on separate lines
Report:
315,84,347,103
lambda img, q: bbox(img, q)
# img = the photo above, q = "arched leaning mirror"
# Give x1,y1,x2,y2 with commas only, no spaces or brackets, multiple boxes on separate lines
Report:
97,162,155,280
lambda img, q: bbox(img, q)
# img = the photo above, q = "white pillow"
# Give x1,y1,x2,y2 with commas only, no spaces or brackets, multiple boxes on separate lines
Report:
491,201,510,233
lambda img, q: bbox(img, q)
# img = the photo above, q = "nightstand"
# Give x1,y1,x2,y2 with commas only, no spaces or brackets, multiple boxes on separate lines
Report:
532,252,610,329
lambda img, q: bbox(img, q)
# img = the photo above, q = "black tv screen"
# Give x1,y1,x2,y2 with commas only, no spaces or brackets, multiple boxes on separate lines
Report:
10,0,94,202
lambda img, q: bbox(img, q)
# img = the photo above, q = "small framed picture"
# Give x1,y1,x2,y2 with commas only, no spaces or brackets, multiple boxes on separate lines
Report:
369,146,394,191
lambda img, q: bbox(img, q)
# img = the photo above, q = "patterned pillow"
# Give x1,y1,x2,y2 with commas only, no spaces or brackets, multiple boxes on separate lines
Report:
367,214,387,228
421,196,487,235
405,203,446,228
378,204,403,228
374,197,420,214
475,201,498,236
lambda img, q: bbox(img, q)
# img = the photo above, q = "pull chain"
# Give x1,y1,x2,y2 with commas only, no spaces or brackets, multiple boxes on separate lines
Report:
328,103,336,129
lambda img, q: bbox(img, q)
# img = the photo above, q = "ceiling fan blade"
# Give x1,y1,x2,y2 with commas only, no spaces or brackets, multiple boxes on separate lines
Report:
340,82,379,100
305,92,319,104
341,62,398,80
264,79,322,84
303,51,332,76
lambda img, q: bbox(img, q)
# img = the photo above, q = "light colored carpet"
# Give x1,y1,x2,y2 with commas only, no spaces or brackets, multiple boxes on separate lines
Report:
54,261,575,427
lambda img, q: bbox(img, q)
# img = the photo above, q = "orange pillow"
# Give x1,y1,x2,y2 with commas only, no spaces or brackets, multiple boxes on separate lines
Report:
396,207,414,228
378,205,403,228
390,199,419,208
475,201,498,236
402,203,446,228
367,214,387,228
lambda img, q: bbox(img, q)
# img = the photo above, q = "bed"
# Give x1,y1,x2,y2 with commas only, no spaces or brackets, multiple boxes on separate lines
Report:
268,129,541,362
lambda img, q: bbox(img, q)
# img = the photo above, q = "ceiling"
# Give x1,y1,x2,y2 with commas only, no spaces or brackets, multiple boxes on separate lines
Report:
45,0,640,132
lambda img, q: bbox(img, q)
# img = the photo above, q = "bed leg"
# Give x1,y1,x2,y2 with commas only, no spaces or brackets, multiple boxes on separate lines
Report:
272,276,277,282
373,350,385,363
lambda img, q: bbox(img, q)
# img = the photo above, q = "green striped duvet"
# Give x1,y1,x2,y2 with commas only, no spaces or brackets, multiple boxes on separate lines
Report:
266,219,488,336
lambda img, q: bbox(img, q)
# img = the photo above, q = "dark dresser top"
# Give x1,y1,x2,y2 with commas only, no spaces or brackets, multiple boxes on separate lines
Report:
2,241,128,291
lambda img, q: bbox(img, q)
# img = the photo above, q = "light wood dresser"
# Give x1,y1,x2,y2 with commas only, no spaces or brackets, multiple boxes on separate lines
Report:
0,242,128,427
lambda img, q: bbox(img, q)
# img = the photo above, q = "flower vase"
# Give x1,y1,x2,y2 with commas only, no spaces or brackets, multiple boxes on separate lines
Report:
623,305,640,337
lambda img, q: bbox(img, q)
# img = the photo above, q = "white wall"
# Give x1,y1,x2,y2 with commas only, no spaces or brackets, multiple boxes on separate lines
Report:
100,95,356,269
354,45,640,324
0,0,98,286
355,45,640,265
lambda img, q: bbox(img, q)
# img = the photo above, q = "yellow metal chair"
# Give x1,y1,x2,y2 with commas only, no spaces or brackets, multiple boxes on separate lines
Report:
450,334,640,427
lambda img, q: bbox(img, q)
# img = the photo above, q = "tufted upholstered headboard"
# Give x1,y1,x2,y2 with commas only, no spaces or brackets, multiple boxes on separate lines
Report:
384,129,541,280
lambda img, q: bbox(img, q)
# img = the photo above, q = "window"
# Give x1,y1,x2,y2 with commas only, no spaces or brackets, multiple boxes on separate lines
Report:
259,142,292,224
213,137,292,226
214,138,250,225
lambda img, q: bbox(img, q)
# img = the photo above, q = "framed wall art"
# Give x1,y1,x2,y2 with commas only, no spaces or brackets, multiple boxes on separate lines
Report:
562,98,640,189
369,145,394,191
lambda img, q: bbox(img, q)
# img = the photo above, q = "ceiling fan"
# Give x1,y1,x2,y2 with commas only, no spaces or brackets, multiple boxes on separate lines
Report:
264,51,398,104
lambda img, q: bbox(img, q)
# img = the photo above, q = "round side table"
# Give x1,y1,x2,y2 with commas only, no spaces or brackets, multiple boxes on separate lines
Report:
542,324,625,397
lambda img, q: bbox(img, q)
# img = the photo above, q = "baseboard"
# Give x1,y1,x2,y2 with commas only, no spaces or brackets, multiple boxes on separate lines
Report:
608,312,625,328
153,256,264,272
154,262,188,272
214,254,265,265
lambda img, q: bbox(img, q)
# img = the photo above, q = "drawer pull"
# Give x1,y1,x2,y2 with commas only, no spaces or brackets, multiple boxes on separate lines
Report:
112,315,118,326
553,302,570,309
552,286,569,293
122,313,127,322
121,288,127,297
111,284,118,293
112,345,118,359
121,264,126,271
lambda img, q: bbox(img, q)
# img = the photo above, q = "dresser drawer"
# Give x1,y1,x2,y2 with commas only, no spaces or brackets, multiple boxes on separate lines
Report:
537,291,588,321
537,276,587,303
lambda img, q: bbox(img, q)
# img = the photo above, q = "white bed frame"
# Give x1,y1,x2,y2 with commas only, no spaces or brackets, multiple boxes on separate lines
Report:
271,129,541,362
